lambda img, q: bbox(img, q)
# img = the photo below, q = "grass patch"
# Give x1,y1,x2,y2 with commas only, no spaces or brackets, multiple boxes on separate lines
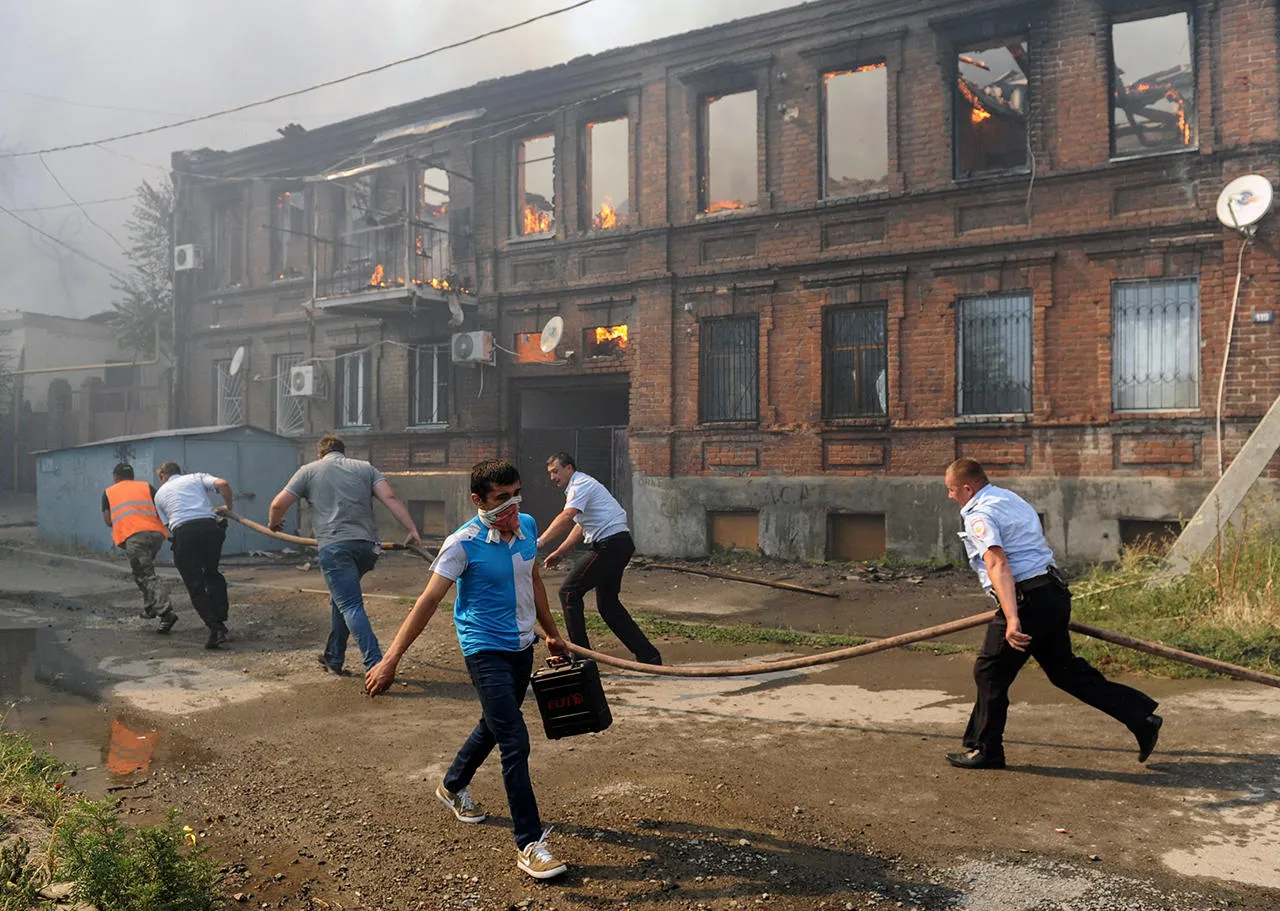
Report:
1071,527,1280,678
582,611,967,655
0,726,223,910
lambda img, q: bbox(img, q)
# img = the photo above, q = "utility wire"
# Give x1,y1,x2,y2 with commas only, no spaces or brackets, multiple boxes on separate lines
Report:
0,200,125,278
0,0,600,160
10,194,136,213
0,84,284,124
39,154,129,252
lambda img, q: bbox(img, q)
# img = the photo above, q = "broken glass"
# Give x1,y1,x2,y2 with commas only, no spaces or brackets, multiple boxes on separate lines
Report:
515,134,555,236
1111,12,1195,158
824,64,889,198
586,117,629,230
955,40,1029,177
702,90,758,213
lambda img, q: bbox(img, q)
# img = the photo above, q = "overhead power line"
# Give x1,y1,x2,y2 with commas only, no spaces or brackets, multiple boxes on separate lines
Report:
39,154,129,252
0,0,600,160
0,200,125,278
9,194,136,213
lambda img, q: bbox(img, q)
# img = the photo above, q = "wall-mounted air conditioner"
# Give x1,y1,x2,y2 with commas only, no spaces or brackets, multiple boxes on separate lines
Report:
288,365,316,396
451,331,494,365
173,244,204,271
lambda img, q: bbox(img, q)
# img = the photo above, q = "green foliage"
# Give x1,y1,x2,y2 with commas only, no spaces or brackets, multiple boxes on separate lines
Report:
0,837,40,911
0,729,68,825
55,804,221,911
110,178,173,357
1073,525,1280,677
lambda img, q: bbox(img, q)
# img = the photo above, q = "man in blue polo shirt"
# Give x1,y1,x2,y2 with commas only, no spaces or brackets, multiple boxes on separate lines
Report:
945,457,1162,770
365,458,570,880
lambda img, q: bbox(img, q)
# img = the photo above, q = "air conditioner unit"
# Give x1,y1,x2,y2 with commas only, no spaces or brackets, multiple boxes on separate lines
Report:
288,365,316,396
173,244,204,271
451,331,494,365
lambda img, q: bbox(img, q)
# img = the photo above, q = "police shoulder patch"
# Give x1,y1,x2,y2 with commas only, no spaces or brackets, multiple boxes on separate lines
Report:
970,517,988,538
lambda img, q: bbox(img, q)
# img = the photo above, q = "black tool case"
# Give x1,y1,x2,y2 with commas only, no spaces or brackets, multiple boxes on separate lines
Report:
529,657,612,739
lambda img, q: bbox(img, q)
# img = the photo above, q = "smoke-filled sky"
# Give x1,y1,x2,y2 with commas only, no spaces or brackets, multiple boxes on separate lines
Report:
0,0,806,319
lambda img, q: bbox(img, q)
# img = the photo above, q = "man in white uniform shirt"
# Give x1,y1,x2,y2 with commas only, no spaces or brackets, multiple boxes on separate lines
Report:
153,461,234,649
538,451,661,665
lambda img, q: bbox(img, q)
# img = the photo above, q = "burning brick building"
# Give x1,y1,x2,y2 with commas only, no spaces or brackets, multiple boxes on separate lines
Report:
171,0,1280,562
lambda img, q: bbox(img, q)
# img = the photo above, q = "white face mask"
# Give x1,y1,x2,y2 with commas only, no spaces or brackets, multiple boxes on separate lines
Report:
477,495,522,527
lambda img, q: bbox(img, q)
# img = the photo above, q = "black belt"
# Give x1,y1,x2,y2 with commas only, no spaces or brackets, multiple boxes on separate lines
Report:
1015,571,1056,597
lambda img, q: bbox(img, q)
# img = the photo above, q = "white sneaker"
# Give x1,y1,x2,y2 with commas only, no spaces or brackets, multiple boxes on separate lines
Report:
517,828,567,879
436,783,486,823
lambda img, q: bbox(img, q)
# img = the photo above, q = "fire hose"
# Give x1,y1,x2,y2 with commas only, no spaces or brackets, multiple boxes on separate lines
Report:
223,510,1280,688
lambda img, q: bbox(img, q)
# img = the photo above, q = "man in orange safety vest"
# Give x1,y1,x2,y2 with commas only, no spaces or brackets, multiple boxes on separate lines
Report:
103,462,178,633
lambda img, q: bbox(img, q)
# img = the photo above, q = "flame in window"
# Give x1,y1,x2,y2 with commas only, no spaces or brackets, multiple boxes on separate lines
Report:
369,263,384,286
589,324,629,356
594,197,618,230
706,200,749,214
958,80,992,124
522,205,551,234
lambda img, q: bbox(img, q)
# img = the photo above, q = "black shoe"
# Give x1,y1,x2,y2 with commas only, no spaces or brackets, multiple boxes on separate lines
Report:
946,748,1006,770
1134,714,1163,763
158,611,178,634
205,626,228,650
316,654,347,676
640,652,663,666
141,606,158,619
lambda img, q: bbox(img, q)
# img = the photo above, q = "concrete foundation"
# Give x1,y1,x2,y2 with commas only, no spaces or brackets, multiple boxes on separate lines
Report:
632,473,1280,566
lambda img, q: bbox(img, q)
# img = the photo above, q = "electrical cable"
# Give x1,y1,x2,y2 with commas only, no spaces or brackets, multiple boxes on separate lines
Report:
9,194,136,213
0,0,601,160
0,199,125,278
39,154,129,252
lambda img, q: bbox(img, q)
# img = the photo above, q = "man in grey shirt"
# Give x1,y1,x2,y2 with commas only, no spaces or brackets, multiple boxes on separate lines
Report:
269,433,422,675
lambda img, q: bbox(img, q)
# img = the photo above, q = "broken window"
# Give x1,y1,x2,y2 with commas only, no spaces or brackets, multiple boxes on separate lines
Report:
584,117,629,230
955,39,1029,177
212,194,244,289
336,348,372,428
584,324,629,358
1112,278,1199,411
823,304,888,418
269,189,308,279
416,167,451,286
515,134,555,236
410,342,449,426
1110,12,1195,158
823,64,889,198
956,291,1032,415
214,358,245,426
700,90,758,213
700,315,759,422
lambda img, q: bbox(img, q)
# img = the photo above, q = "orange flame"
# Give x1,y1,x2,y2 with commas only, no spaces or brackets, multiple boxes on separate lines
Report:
522,205,551,235
958,80,991,124
594,197,618,230
594,324,628,345
825,62,886,81
706,199,749,214
369,263,384,286
415,234,425,255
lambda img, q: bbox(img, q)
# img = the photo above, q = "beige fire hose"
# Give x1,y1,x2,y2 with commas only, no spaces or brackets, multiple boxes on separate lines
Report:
221,509,435,561
224,509,1280,688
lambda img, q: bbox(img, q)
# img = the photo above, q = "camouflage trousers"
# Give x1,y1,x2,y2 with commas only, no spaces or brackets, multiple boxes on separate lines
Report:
123,531,174,619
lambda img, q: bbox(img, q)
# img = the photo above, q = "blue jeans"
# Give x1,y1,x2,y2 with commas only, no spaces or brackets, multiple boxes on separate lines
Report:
317,541,381,672
444,646,542,849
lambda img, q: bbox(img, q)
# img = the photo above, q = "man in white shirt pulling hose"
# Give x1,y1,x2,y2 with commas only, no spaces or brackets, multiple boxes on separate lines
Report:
153,461,234,649
537,452,661,666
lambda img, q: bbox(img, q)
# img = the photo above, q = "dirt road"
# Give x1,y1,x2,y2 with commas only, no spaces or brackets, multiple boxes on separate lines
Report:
2,540,1278,911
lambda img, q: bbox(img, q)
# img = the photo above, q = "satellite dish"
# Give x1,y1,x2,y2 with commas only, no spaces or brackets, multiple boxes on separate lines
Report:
1216,175,1274,233
539,316,564,353
228,346,246,378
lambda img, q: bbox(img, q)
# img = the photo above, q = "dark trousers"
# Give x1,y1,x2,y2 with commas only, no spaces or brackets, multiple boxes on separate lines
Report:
444,646,542,850
559,531,661,664
964,582,1158,758
170,519,229,632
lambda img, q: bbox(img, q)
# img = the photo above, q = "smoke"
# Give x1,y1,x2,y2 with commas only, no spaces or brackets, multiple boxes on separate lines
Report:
0,0,806,318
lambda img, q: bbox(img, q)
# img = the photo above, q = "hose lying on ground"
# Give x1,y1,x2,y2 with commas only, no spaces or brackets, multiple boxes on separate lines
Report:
225,510,1280,688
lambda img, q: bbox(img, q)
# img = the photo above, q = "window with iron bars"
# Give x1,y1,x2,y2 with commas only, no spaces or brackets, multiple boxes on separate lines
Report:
823,304,888,418
956,291,1032,415
274,353,307,437
1112,277,1199,411
336,349,373,428
699,315,759,422
214,359,245,426
410,343,450,426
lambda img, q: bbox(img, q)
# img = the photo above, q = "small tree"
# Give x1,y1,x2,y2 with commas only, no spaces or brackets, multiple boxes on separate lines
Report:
110,179,173,358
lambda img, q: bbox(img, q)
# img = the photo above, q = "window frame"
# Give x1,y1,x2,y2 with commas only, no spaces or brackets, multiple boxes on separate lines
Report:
269,186,309,280
697,85,761,215
335,348,373,429
409,341,450,428
1110,276,1201,412
820,61,891,201
213,358,245,427
580,114,632,233
822,302,889,420
273,352,307,437
698,314,760,424
512,131,557,238
955,290,1034,417
1107,6,1198,161
952,35,1032,180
